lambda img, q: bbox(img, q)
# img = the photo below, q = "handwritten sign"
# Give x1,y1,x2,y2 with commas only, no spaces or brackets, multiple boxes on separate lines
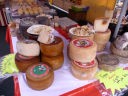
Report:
1,54,19,74
96,68,128,95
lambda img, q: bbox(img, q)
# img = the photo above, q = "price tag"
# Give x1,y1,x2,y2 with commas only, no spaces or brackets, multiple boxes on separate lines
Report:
96,68,128,95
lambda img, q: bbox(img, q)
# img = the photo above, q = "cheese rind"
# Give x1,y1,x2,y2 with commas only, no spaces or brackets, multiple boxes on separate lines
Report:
94,29,111,51
69,38,97,62
16,40,40,56
41,53,64,70
71,59,98,80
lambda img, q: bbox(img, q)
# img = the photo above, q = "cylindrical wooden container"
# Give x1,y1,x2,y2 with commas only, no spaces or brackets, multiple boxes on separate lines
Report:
69,38,97,63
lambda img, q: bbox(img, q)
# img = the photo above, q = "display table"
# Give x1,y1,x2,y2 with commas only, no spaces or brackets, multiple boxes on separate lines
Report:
5,26,128,96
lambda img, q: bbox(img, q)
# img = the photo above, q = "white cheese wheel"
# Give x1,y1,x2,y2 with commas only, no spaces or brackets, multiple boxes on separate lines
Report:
94,17,110,32
71,59,98,80
26,63,54,90
69,38,97,63
16,40,40,56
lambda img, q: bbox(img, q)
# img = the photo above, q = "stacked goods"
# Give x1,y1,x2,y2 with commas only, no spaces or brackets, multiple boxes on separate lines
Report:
69,38,98,80
27,25,53,40
94,17,111,51
69,25,95,40
97,54,119,71
38,25,64,70
26,63,54,90
111,32,128,57
16,0,43,15
15,40,40,72
71,60,98,80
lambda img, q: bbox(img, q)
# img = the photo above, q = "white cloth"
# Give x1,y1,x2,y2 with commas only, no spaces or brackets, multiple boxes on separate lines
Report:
17,30,97,96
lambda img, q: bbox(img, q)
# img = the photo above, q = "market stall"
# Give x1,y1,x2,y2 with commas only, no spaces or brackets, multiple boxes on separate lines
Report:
1,0,128,96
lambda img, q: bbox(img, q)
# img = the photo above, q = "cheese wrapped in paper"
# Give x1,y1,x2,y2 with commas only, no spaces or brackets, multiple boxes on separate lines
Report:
94,17,110,32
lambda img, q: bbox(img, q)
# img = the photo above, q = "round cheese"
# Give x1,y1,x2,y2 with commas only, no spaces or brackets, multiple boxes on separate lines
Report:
41,53,64,70
40,36,64,57
16,39,40,56
97,54,119,71
111,43,128,57
15,53,40,72
71,59,98,80
26,63,54,90
94,29,111,44
94,29,111,51
69,38,97,62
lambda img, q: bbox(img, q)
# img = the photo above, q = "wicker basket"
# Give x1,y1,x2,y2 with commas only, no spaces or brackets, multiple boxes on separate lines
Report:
110,43,128,58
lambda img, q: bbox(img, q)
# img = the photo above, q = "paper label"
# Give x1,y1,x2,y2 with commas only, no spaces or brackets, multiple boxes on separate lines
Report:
96,68,128,95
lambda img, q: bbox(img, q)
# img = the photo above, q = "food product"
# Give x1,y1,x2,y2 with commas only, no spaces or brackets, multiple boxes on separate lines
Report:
40,36,64,57
69,38,97,62
69,25,94,40
41,53,64,70
111,43,128,57
27,25,53,35
16,0,43,15
16,39,40,56
71,59,98,80
97,54,119,71
94,29,111,51
38,30,54,44
18,7,23,15
26,63,54,90
15,53,40,72
114,32,128,50
94,17,110,32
